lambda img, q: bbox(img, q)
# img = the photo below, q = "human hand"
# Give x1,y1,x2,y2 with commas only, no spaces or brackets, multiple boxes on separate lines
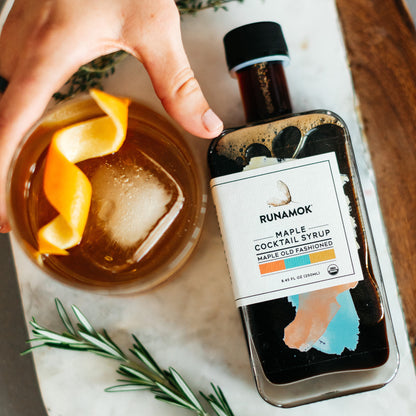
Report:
0,0,223,232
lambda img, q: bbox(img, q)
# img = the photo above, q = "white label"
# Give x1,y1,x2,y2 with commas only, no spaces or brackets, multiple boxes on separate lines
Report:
211,152,363,307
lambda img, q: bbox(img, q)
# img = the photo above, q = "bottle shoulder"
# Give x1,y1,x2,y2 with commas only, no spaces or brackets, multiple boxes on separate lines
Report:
208,109,352,178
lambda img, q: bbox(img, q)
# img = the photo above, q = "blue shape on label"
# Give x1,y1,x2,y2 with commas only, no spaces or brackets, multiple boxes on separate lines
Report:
288,290,359,355
284,255,310,269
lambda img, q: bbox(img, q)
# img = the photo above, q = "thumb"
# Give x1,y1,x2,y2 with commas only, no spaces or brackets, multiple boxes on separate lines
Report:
134,17,223,138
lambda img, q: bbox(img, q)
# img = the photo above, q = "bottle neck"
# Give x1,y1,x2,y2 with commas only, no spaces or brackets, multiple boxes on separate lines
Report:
235,61,292,123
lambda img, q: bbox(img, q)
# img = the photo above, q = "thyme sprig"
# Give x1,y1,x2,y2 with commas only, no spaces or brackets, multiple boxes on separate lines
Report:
176,0,243,14
54,0,244,101
52,51,127,101
23,299,236,416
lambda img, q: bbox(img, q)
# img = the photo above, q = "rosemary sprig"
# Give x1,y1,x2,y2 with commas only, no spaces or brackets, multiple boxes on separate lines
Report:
23,299,236,416
53,0,244,101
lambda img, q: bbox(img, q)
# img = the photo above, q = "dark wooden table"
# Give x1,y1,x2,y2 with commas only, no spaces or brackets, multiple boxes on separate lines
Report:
336,0,416,363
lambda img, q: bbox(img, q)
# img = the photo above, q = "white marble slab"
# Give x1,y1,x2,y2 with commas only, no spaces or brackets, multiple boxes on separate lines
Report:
7,0,416,415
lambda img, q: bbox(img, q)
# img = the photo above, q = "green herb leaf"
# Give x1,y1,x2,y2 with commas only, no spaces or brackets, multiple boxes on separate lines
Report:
23,299,236,416
169,367,205,413
200,384,236,416
105,384,150,392
71,305,97,336
55,298,76,336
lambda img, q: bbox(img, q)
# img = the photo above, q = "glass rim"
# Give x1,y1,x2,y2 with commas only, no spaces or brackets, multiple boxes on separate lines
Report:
6,93,208,295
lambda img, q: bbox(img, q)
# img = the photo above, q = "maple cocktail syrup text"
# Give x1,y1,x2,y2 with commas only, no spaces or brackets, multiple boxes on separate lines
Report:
254,228,331,250
208,22,398,407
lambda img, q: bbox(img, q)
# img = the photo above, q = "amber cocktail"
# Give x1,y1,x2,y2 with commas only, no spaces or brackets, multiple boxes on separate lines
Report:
7,94,206,293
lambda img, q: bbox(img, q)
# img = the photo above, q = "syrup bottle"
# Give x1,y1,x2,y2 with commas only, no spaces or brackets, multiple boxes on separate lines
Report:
208,21,398,407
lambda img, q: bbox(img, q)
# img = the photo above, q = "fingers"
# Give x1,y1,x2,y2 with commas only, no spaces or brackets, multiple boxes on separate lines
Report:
0,84,11,233
0,0,223,234
150,59,223,139
127,1,223,139
0,72,70,233
0,26,105,233
146,45,224,139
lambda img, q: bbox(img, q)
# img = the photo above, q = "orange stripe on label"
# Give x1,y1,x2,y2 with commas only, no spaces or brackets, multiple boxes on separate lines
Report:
259,260,285,275
309,249,336,263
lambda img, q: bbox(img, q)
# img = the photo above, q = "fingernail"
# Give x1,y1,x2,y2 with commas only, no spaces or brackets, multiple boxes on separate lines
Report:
202,109,223,134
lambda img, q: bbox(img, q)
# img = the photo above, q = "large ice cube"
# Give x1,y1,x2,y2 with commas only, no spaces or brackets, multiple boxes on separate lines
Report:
80,150,184,271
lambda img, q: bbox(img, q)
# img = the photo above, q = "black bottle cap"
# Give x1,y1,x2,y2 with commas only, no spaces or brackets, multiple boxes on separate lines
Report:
223,21,289,73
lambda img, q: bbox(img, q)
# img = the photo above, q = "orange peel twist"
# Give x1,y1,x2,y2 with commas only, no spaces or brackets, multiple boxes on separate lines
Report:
37,89,130,255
